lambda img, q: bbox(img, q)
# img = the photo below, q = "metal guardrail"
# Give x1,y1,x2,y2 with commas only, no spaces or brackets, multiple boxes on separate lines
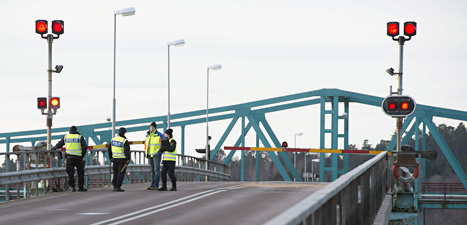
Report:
422,183,467,194
264,152,392,225
0,148,229,202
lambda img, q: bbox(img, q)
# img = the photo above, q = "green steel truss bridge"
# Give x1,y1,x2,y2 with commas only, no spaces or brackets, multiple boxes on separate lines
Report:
1,88,467,224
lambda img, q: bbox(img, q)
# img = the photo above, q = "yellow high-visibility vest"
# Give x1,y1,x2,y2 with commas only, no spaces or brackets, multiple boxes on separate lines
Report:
145,131,161,157
162,138,177,162
65,134,82,156
111,136,127,159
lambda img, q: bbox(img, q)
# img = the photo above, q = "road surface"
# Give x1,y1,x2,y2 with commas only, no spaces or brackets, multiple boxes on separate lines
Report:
0,182,327,225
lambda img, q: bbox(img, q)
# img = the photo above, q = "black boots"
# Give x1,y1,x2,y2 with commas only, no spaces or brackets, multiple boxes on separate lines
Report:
78,187,87,192
158,183,176,191
158,185,167,191
71,186,86,192
170,181,177,191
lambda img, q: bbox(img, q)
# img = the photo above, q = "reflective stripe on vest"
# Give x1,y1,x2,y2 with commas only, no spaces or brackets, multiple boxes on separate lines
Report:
145,131,161,157
111,136,127,159
65,134,82,156
163,138,177,161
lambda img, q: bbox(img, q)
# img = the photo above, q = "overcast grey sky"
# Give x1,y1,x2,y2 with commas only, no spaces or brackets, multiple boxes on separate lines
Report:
1,0,466,156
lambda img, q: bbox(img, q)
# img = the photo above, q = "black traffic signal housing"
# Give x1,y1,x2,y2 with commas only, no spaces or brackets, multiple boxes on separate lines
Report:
382,95,416,117
37,97,47,109
387,22,399,37
404,21,417,36
50,97,60,110
35,20,48,34
51,20,64,35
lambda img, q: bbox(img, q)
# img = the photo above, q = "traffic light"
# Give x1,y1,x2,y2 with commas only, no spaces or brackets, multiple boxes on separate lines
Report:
382,95,416,117
36,20,48,34
37,97,47,109
51,20,64,35
387,22,399,37
404,21,417,36
50,97,60,109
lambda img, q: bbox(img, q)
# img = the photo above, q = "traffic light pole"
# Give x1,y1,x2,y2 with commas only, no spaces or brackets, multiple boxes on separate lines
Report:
396,36,406,154
46,34,54,150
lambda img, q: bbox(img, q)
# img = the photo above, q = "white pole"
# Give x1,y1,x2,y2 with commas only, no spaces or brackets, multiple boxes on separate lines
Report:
205,68,209,181
168,45,171,128
112,14,117,138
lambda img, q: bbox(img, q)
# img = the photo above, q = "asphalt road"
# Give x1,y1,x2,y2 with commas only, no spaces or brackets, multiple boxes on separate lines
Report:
0,182,327,225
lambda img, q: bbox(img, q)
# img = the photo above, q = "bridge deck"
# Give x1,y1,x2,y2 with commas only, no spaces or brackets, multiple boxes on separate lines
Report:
0,181,327,225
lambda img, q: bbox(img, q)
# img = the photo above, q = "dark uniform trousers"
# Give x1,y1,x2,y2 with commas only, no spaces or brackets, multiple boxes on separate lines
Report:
66,158,85,188
112,158,127,188
161,161,176,185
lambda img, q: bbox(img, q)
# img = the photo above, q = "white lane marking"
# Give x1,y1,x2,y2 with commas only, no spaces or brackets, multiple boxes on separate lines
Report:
90,185,243,225
108,190,225,225
90,189,216,225
79,213,110,216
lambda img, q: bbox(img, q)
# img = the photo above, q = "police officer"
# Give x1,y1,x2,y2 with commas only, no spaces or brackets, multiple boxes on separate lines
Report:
52,126,88,192
158,129,177,191
108,127,130,192
145,122,165,190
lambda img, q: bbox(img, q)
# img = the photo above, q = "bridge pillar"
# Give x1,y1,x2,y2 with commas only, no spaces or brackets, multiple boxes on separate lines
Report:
319,95,349,182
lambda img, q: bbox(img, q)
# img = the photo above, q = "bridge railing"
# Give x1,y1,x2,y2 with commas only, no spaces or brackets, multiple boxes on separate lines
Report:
0,148,229,202
265,152,392,225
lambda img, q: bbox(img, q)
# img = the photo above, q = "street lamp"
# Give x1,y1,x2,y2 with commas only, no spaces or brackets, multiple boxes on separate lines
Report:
167,39,185,129
294,132,303,180
206,64,222,176
112,7,135,138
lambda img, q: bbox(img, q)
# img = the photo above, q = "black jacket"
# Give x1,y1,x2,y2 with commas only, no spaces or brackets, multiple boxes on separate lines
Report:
159,136,176,161
107,134,131,161
52,131,87,159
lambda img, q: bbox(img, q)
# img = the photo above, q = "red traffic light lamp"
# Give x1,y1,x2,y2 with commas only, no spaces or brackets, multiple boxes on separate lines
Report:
37,97,47,110
387,22,399,37
404,21,416,36
382,95,416,118
36,20,48,34
52,20,64,35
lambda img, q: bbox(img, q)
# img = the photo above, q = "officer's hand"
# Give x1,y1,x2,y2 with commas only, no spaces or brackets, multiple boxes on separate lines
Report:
110,158,114,163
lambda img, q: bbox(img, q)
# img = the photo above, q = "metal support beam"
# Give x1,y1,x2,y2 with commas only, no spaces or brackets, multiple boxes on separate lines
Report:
211,116,239,160
241,116,245,181
261,118,302,181
423,117,467,190
247,114,291,181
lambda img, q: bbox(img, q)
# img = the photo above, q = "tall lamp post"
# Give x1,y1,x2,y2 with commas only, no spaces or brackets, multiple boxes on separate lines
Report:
112,7,135,138
206,64,222,179
167,39,185,129
294,132,303,181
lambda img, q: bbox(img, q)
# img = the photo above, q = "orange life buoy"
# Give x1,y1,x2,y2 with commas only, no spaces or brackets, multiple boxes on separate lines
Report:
393,161,419,181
